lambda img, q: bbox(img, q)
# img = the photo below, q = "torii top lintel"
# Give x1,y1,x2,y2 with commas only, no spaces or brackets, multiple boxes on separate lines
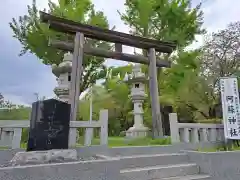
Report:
40,11,177,54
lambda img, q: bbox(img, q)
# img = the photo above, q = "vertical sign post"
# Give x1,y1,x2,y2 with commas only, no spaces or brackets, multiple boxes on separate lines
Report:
220,77,240,140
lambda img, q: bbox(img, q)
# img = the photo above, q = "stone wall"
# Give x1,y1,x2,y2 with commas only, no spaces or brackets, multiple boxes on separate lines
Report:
187,150,240,180
0,145,236,180
0,143,220,164
0,158,122,180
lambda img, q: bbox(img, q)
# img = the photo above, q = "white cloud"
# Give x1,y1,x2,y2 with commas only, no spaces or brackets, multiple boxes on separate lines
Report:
187,0,240,50
202,0,240,32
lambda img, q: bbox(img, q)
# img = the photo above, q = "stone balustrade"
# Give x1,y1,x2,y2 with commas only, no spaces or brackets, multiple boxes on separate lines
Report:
169,113,225,144
0,109,108,149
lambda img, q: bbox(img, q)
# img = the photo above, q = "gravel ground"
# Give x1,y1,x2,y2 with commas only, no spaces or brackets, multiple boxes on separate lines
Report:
0,155,103,168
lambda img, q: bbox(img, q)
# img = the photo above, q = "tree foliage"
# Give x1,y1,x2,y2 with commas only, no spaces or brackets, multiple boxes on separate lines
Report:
9,0,110,93
164,21,240,120
162,50,211,120
200,22,240,94
78,76,132,136
120,0,205,47
190,21,240,118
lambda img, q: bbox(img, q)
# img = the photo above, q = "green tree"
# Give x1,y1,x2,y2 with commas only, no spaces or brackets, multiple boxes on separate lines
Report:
162,20,240,120
78,82,131,136
9,0,110,93
162,50,209,120
102,66,133,135
78,85,115,121
78,65,135,136
119,0,205,137
105,77,132,133
0,94,31,120
201,22,240,79
193,21,240,119
120,0,205,47
0,93,4,108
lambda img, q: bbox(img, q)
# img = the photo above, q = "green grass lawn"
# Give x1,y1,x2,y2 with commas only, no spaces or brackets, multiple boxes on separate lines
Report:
198,144,240,152
77,136,171,147
10,136,171,149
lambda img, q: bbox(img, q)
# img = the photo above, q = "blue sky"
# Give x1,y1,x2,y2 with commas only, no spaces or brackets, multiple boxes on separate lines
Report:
0,0,239,105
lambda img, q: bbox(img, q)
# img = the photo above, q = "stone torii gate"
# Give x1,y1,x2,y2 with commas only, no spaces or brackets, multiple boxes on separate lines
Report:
40,11,177,143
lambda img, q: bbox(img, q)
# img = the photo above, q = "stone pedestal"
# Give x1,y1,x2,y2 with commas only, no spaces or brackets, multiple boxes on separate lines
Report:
126,126,148,138
11,149,77,166
27,99,70,151
126,99,148,138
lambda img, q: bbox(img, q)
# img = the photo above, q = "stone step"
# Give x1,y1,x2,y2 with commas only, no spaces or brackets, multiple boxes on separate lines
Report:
118,153,189,169
161,175,212,180
121,163,199,180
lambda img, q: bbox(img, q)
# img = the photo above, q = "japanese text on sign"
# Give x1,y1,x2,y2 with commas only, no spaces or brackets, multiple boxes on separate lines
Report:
220,77,240,139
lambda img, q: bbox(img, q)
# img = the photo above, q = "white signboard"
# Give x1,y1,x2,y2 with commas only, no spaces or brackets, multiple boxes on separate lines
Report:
220,77,240,139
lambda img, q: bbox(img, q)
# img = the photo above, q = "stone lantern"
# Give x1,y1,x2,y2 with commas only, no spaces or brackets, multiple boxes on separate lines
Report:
52,52,73,102
51,52,80,145
124,63,148,138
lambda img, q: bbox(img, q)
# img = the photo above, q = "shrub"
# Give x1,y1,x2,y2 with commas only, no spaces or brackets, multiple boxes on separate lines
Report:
197,118,222,124
21,128,29,143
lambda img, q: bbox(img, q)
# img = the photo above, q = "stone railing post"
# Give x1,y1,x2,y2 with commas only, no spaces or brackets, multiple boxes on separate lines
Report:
169,113,180,143
183,128,190,143
69,127,77,147
100,109,108,146
218,128,225,141
1,128,14,147
12,128,22,149
84,128,93,146
209,128,217,142
1,130,8,146
191,128,199,143
200,128,208,142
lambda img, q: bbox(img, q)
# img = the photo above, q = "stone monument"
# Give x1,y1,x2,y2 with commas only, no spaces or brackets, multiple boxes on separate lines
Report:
124,64,148,138
13,53,76,164
27,99,70,151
